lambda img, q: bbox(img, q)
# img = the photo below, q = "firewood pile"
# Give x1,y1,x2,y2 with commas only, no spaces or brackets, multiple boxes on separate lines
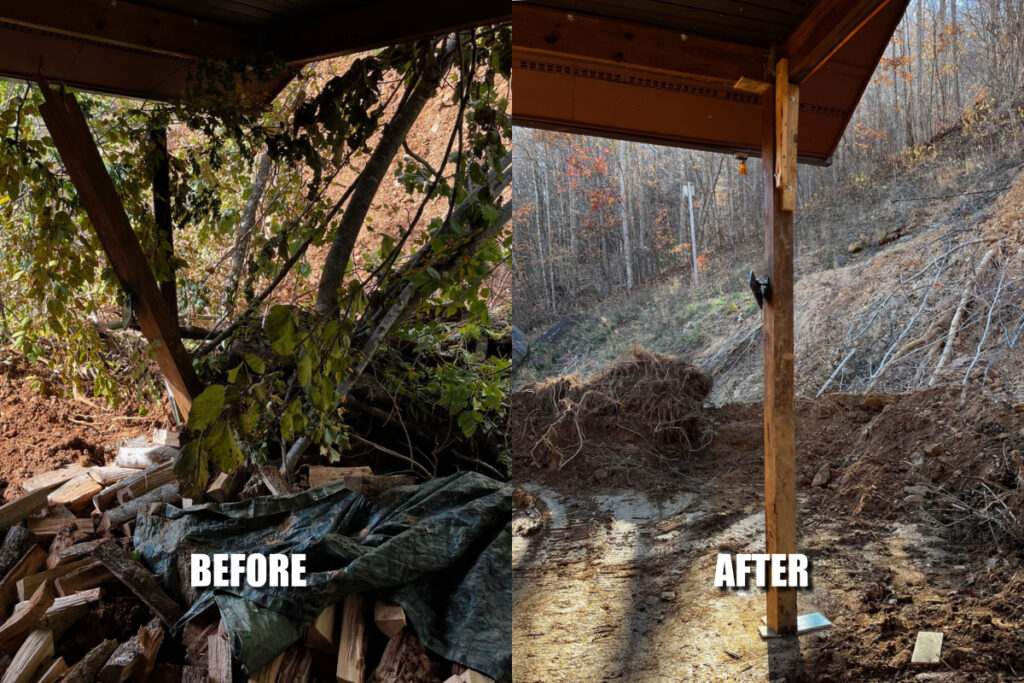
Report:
0,429,495,683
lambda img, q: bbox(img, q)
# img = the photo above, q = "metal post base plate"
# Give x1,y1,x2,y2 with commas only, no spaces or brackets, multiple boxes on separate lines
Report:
758,612,832,639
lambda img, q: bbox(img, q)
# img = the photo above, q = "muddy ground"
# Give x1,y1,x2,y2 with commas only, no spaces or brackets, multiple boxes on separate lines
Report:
513,387,1024,682
0,355,164,501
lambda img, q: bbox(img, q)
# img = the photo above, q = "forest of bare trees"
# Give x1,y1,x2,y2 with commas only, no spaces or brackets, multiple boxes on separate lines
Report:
512,0,1024,330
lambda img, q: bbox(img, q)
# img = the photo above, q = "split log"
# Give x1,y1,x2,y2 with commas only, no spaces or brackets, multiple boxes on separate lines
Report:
0,489,50,530
47,474,102,515
101,482,180,531
25,517,93,545
17,556,93,600
54,561,113,596
89,467,141,486
149,664,209,683
449,665,494,683
47,539,102,569
276,645,312,683
98,634,142,683
307,467,373,488
373,601,406,639
336,594,367,683
14,588,100,619
247,650,284,683
345,475,414,496
117,466,178,505
153,429,182,448
257,466,293,496
37,589,98,638
34,657,66,683
92,540,183,626
93,461,173,512
0,528,36,580
305,604,336,652
62,638,118,683
21,465,87,493
0,629,52,683
181,667,206,683
116,443,177,469
0,581,54,654
0,547,47,614
206,623,231,683
46,505,76,519
370,628,427,683
183,618,218,668
132,618,164,683
206,471,245,503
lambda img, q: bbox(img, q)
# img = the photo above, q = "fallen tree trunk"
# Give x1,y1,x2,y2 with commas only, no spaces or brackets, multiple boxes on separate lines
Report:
929,245,999,386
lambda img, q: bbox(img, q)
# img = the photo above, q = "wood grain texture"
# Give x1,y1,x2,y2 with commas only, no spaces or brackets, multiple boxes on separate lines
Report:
761,78,798,635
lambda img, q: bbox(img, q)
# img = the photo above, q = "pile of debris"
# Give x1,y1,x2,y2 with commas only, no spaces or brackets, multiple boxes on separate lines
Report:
0,428,504,683
513,345,714,476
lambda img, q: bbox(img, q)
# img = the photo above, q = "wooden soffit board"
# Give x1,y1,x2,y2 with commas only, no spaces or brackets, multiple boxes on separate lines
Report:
0,0,510,102
511,0,911,165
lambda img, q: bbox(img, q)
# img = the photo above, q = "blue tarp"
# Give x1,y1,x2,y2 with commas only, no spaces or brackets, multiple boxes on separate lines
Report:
134,471,511,681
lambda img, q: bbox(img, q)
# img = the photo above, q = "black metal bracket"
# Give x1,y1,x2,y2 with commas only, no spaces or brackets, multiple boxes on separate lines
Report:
749,271,771,309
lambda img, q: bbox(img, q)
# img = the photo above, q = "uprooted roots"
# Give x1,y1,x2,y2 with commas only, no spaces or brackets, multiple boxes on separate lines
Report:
512,344,714,471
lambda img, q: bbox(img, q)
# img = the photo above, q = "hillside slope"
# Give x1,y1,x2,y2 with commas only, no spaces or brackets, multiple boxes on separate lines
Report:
518,161,1024,407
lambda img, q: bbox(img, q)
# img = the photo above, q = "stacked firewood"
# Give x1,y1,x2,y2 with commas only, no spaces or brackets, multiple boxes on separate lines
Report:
0,430,495,683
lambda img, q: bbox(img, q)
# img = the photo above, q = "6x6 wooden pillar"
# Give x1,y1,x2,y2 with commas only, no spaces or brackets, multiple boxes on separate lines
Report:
761,58,799,636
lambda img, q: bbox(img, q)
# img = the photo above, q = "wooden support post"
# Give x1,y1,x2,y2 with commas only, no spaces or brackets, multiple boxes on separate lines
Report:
774,59,799,213
761,60,798,636
150,127,178,324
35,81,200,418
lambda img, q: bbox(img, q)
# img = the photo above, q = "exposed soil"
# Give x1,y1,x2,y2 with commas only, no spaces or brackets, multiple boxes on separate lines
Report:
0,354,164,501
512,385,1024,682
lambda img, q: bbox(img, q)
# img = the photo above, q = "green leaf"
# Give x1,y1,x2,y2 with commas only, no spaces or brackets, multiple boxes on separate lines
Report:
457,410,479,438
244,353,266,374
188,384,225,432
226,363,244,384
174,441,210,496
204,420,245,473
280,399,303,442
480,203,499,224
297,352,312,391
265,305,298,356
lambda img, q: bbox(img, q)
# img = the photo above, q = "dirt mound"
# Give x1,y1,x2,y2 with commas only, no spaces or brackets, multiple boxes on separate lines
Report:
512,345,713,489
807,387,1024,550
0,353,164,501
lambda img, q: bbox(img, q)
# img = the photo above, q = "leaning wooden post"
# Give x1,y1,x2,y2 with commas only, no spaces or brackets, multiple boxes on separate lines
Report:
36,80,201,418
762,57,798,635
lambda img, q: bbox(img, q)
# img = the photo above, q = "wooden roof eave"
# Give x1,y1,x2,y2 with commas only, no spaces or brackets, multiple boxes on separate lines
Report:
511,0,912,165
0,0,510,103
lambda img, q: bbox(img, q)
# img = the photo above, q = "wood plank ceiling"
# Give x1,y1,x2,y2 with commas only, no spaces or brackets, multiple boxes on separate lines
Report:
0,0,510,101
512,0,911,164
